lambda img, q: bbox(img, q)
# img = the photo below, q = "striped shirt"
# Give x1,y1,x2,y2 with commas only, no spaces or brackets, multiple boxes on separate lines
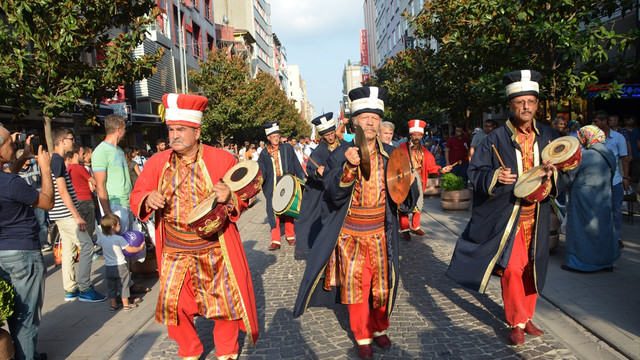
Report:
49,153,78,220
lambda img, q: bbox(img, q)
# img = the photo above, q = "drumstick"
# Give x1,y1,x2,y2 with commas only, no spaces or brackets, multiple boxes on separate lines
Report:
491,144,506,169
307,156,321,169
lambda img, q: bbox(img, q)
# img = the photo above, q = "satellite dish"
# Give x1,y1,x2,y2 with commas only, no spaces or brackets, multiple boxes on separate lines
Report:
222,14,228,24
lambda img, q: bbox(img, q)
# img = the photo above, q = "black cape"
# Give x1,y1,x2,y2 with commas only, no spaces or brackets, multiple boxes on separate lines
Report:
294,141,339,259
257,143,306,229
446,120,567,293
293,139,400,318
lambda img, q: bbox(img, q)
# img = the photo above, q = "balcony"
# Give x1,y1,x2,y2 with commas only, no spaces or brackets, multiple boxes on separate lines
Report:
146,20,172,49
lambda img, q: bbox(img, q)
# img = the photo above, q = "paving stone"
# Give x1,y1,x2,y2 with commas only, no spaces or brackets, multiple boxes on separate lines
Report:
138,195,584,359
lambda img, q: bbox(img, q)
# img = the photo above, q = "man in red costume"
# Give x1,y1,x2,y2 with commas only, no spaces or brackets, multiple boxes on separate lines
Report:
399,119,452,239
130,93,258,360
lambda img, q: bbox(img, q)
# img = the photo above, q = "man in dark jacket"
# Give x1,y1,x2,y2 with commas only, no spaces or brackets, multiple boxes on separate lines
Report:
447,70,566,346
295,113,341,259
257,121,306,251
294,87,401,359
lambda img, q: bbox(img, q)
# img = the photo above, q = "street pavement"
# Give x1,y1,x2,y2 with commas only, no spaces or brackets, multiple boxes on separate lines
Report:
33,193,638,359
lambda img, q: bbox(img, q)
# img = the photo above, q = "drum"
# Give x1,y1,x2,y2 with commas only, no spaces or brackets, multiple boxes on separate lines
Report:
223,160,264,202
187,194,228,240
272,174,305,218
513,165,552,203
541,136,582,172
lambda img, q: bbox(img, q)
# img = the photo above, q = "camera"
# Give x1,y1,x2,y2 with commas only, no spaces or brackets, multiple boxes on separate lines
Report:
18,133,26,141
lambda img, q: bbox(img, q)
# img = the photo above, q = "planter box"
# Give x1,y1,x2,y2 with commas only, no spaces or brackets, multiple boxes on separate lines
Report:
441,189,471,211
0,328,14,360
424,177,442,197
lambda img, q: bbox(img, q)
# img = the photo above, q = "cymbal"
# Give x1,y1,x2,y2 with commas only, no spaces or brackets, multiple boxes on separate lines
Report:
387,148,413,204
354,125,371,181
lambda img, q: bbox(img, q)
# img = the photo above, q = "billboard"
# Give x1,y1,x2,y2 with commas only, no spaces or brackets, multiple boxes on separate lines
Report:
360,30,369,84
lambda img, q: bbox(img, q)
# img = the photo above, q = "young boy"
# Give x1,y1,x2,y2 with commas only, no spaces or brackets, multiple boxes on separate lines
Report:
99,213,145,311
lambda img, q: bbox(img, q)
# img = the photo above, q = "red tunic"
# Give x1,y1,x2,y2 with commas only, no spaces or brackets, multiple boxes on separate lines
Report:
400,142,441,191
130,144,259,346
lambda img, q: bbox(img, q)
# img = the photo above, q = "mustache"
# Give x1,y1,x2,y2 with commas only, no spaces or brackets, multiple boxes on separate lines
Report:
170,138,186,146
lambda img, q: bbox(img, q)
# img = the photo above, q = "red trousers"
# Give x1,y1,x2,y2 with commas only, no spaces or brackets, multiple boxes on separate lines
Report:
399,212,421,232
167,272,241,358
346,251,389,344
271,215,295,243
500,225,538,327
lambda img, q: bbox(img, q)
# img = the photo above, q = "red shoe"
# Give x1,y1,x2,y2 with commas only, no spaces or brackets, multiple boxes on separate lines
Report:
412,228,426,236
509,327,525,346
373,334,392,349
357,344,373,359
287,238,296,245
268,243,281,251
524,321,544,336
401,232,411,240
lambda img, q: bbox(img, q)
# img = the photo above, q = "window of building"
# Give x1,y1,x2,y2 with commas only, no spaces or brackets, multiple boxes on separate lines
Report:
172,5,184,48
207,33,214,52
193,23,202,58
204,0,213,21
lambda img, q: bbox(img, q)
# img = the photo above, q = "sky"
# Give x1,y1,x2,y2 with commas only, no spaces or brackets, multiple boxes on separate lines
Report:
270,0,365,118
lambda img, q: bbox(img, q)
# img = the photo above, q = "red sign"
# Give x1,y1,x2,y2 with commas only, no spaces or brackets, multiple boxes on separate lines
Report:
360,30,369,83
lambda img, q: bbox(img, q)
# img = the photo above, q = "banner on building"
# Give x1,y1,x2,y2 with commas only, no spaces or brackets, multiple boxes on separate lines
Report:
360,30,369,84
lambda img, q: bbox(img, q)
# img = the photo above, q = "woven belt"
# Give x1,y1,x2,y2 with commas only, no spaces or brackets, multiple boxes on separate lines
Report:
520,205,536,221
343,205,386,236
163,222,220,253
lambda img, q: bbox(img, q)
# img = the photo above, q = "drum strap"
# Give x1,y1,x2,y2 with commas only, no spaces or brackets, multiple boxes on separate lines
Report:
281,145,289,175
403,144,415,172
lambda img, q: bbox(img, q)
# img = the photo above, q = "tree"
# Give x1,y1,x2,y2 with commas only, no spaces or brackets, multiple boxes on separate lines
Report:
190,49,308,145
0,0,163,151
374,0,638,127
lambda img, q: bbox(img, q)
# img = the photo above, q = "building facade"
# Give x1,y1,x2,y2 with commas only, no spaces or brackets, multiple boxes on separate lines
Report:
214,0,275,77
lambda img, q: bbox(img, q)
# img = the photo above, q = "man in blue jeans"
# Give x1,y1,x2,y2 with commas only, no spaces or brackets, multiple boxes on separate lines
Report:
593,110,629,249
0,127,54,360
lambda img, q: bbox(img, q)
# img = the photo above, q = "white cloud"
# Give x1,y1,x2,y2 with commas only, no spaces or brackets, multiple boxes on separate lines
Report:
270,0,363,41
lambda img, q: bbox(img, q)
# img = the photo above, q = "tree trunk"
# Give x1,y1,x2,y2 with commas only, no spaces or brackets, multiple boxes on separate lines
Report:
44,116,53,153
219,131,228,147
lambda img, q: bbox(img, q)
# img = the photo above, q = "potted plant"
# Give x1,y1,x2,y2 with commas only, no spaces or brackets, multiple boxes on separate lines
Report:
440,173,471,211
0,278,15,360
424,173,442,197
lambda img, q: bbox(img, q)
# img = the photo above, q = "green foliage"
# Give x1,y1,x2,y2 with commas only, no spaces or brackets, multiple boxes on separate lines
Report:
190,50,308,145
0,278,14,327
0,0,163,149
373,0,639,127
441,173,466,191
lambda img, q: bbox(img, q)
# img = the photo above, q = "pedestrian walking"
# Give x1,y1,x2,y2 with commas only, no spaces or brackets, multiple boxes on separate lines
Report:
562,125,620,272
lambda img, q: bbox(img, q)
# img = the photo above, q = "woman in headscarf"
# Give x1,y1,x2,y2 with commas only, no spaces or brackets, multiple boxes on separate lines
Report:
563,125,621,272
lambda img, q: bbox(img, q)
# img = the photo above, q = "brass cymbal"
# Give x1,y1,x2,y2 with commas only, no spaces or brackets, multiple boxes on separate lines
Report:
354,125,371,181
387,148,413,204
